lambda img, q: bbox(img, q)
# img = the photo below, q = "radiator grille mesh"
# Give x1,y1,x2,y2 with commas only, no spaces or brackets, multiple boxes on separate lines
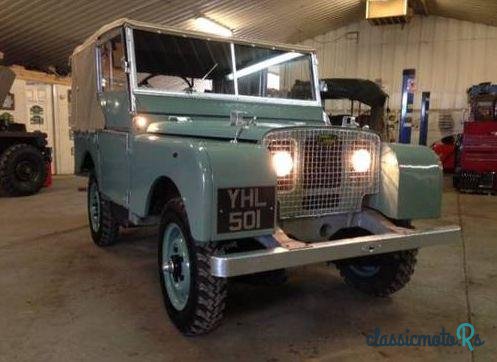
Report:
263,127,380,219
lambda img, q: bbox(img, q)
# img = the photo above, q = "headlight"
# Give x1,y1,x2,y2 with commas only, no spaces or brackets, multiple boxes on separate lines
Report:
133,115,148,130
272,151,294,177
351,149,371,172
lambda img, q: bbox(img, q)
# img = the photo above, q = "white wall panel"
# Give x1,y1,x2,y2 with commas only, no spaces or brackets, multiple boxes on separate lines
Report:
302,16,497,144
53,85,74,174
2,79,73,174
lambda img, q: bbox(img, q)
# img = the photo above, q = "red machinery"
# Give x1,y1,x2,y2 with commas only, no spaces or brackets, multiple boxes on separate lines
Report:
431,135,456,173
454,83,497,193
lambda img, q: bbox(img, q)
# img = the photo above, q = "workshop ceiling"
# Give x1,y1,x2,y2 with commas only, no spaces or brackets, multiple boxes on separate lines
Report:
0,0,496,73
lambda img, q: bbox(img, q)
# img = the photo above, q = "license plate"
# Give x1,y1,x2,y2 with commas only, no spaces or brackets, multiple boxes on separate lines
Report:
217,187,275,234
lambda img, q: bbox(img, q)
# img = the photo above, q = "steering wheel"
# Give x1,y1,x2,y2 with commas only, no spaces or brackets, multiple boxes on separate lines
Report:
137,74,194,90
138,74,157,87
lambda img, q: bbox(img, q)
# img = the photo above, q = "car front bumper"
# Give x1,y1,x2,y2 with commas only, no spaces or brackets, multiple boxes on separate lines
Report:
210,212,461,278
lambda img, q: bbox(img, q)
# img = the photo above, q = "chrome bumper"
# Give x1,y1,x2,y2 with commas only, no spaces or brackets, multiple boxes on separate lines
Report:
210,224,461,277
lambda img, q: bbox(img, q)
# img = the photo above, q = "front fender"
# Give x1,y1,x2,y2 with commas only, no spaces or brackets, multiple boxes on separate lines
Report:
130,135,275,242
366,143,442,220
205,141,276,241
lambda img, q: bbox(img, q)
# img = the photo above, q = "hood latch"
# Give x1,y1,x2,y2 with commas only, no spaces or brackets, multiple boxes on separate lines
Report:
230,110,257,143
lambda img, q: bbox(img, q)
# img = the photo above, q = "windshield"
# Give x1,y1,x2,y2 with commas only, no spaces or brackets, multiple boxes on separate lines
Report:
233,44,314,100
132,29,316,102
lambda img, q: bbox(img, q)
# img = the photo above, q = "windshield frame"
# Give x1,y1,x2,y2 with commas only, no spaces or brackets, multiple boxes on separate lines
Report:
125,26,321,108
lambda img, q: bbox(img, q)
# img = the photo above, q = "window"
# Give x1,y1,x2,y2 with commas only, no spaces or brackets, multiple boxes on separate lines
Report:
233,44,315,100
131,29,317,102
99,34,126,92
133,30,235,95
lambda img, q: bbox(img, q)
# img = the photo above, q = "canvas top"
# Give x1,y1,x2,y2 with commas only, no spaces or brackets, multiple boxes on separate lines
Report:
69,18,318,132
71,18,316,58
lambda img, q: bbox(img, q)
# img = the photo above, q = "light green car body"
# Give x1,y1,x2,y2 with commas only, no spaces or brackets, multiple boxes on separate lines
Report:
74,90,442,243
73,22,442,244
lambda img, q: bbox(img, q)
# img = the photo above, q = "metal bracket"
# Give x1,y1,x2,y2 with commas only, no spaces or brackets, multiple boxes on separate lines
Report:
230,110,257,143
361,243,382,254
342,116,359,128
230,110,257,126
121,58,130,74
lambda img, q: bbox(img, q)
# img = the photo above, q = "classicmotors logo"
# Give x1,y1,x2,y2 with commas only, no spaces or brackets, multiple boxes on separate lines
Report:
366,323,485,351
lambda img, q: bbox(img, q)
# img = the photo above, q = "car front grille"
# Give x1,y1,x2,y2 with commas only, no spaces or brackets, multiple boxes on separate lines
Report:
263,127,380,219
302,135,343,189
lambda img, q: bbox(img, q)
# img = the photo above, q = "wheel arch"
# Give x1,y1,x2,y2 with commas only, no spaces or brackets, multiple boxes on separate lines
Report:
81,152,95,173
130,136,276,242
146,176,182,216
73,132,99,177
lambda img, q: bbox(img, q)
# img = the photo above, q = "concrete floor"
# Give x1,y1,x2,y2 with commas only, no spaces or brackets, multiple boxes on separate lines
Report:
0,176,495,361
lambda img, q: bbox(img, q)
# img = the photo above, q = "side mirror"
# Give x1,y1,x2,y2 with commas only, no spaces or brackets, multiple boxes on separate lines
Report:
319,80,328,93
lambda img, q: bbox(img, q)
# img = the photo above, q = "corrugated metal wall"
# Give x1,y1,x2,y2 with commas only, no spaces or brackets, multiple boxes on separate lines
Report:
301,16,497,143
0,0,364,71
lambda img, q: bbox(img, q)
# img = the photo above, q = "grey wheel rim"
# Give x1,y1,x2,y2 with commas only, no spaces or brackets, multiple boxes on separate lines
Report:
89,181,101,232
162,223,191,311
349,264,380,277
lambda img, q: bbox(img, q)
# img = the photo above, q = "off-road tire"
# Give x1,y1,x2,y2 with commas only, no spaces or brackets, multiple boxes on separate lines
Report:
159,198,227,336
0,143,46,196
87,175,119,247
336,249,418,297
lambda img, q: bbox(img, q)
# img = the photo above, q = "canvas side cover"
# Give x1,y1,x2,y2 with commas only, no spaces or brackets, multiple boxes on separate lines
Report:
70,43,105,131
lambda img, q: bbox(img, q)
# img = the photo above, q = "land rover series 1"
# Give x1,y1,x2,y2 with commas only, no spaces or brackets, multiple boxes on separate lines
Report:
71,19,460,336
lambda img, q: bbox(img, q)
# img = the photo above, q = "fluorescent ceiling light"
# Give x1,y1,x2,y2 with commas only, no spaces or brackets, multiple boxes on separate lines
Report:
195,16,232,37
227,52,303,80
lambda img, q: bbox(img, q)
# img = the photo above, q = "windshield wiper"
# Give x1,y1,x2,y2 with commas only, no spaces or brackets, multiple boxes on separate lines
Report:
201,63,218,81
183,63,218,93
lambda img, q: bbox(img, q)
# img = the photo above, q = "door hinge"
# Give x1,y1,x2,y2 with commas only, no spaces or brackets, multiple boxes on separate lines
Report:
122,59,130,74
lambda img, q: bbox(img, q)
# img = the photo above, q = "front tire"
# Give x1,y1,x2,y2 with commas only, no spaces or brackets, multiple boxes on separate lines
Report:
0,144,46,196
335,249,418,297
87,175,119,247
159,198,227,336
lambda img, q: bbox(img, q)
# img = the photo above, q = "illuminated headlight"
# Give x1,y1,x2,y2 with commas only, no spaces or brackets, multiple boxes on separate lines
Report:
133,115,148,130
351,149,372,172
272,151,294,177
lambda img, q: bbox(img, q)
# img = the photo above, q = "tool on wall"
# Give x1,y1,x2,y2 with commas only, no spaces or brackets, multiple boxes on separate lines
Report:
419,91,430,145
399,68,415,144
